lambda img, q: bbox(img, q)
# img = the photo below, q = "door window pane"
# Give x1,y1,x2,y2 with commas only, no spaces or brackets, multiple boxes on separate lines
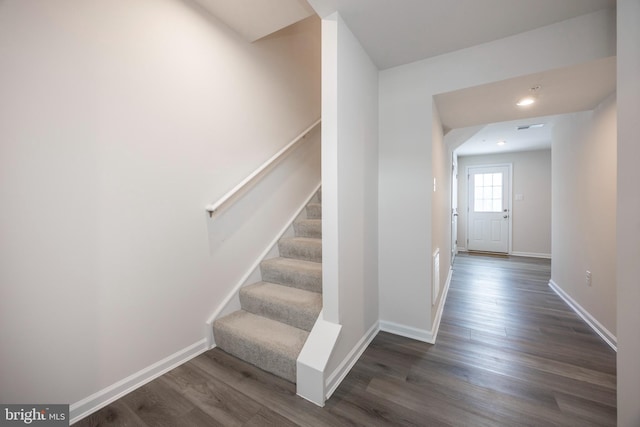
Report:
474,172,503,212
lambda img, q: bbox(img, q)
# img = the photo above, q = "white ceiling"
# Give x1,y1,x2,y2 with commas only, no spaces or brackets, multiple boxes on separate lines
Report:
304,0,617,156
306,0,615,70
435,57,616,131
193,0,315,41
438,56,616,156
453,115,556,156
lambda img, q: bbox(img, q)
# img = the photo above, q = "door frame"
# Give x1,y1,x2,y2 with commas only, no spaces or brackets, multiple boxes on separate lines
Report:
465,163,513,254
451,152,458,261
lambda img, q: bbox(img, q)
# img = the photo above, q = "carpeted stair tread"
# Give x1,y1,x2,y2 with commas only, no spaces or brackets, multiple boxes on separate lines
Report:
306,203,322,219
294,219,322,238
278,237,322,263
213,310,308,383
260,257,322,293
240,282,321,331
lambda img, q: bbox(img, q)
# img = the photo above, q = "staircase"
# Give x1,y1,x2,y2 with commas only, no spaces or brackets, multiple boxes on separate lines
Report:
212,190,322,383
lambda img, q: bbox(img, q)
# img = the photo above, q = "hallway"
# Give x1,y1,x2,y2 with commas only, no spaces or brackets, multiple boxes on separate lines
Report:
327,254,617,426
76,254,617,426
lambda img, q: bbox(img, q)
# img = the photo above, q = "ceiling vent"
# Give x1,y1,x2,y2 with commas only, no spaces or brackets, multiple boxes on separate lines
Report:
517,123,544,130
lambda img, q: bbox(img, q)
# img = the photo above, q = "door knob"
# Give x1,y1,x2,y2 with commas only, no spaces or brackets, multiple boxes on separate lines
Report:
503,215,509,219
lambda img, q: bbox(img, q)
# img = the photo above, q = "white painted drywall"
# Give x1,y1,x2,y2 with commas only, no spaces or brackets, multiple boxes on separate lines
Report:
379,9,615,335
457,150,552,257
617,1,640,424
378,66,434,334
431,103,451,308
0,0,320,406
551,95,616,336
321,13,380,381
320,15,340,324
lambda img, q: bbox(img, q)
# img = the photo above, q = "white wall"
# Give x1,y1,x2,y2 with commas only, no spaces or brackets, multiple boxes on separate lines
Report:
378,68,434,336
457,149,552,257
321,12,379,383
0,0,320,407
431,104,451,309
551,95,616,336
379,9,615,336
617,1,640,424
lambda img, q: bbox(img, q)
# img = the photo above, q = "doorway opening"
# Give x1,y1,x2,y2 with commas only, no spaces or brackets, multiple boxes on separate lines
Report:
466,164,512,254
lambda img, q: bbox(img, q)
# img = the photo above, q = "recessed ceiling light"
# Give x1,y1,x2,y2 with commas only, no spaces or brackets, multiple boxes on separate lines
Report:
516,85,541,107
516,97,535,106
497,140,506,146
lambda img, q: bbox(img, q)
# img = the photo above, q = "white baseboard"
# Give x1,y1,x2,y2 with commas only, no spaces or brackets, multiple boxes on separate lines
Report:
511,251,552,259
70,339,208,424
431,266,453,343
459,248,551,260
548,279,617,351
380,266,452,344
324,321,379,400
379,320,433,343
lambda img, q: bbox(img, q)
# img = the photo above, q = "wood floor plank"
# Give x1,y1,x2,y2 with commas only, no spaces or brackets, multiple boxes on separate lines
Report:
405,360,576,426
327,381,452,427
189,349,351,427
554,391,617,427
242,408,301,427
408,355,560,409
425,340,617,408
468,327,617,374
434,330,616,389
73,253,616,426
365,376,501,427
159,362,261,426
76,400,149,427
119,377,208,427
179,407,229,427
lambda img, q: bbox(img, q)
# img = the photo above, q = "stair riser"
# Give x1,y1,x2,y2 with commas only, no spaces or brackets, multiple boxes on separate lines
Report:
240,289,319,331
294,221,322,238
306,204,322,219
213,325,297,382
260,263,322,293
279,241,322,263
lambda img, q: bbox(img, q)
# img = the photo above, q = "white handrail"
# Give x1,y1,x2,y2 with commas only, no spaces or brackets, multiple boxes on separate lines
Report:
206,118,321,218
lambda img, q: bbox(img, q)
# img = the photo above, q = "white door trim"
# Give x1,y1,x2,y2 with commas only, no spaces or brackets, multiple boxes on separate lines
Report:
466,163,513,254
451,152,458,261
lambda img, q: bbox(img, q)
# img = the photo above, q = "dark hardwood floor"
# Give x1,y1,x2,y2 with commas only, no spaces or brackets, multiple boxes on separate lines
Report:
75,253,616,426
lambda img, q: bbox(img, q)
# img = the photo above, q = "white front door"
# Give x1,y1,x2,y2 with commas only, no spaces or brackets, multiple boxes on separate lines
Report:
467,165,511,253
